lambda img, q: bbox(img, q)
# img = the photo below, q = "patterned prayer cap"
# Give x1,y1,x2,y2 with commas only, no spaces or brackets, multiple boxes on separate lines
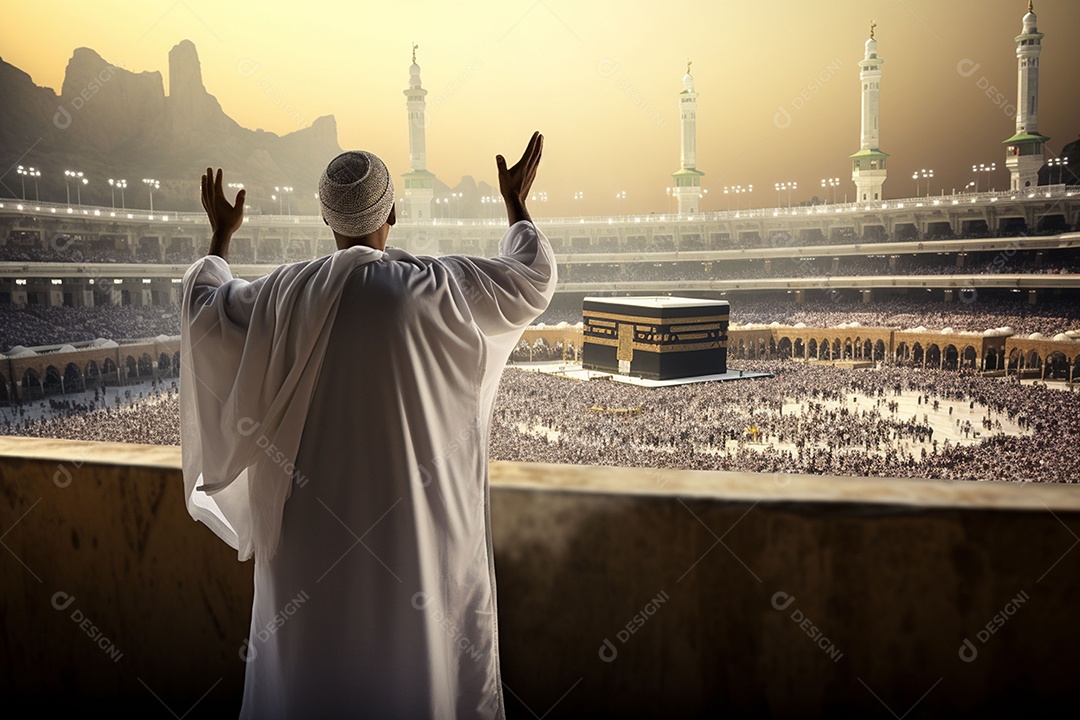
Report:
318,151,395,238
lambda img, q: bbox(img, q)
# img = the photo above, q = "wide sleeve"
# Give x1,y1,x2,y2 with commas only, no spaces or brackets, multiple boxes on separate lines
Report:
179,247,385,560
435,221,558,420
437,220,557,338
184,255,269,332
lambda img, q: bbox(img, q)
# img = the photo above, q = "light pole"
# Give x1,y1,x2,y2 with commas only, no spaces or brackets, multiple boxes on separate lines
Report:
109,178,127,209
1048,157,1069,185
725,184,753,210
919,168,934,197
143,178,160,213
482,195,505,218
29,168,40,201
821,177,840,204
971,163,996,193
64,170,85,205
17,166,39,200
775,181,797,208
274,185,293,215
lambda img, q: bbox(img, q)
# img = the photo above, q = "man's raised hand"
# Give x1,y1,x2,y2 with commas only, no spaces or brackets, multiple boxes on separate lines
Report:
496,131,543,226
201,167,245,241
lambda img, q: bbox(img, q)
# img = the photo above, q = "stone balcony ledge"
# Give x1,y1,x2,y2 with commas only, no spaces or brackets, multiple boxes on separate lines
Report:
2,436,1078,717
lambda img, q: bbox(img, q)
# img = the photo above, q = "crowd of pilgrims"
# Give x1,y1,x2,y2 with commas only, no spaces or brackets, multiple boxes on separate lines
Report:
488,361,1076,483
2,380,179,446
536,295,1080,337
8,296,1071,356
0,305,180,350
4,358,1076,483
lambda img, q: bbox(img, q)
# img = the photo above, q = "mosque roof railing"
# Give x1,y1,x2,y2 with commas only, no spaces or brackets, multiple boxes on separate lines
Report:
0,186,1076,229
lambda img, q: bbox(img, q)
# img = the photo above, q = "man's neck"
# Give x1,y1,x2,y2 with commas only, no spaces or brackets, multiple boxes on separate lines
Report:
335,231,387,252
336,238,386,252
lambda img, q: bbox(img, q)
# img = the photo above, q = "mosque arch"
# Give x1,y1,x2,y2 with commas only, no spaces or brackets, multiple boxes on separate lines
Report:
961,345,978,369
793,338,805,359
1007,347,1022,373
926,344,942,368
807,338,818,358
0,371,9,403
159,352,171,375
63,362,83,392
43,365,63,395
777,337,793,359
912,343,924,365
943,344,959,370
138,353,154,378
173,352,181,375
874,339,886,362
831,338,841,360
125,355,138,381
102,357,119,384
21,368,43,399
1025,350,1042,371
85,360,101,389
895,341,908,363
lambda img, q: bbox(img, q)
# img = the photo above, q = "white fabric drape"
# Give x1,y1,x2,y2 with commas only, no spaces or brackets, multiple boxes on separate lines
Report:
180,221,555,718
180,244,387,560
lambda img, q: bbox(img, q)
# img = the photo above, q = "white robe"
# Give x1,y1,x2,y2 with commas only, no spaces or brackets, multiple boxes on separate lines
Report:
179,221,556,719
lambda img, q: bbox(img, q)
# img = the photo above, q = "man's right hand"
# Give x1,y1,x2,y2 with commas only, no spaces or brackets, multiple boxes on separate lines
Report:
496,131,543,227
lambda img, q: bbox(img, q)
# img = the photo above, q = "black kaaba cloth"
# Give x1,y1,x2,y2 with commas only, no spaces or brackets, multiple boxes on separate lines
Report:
582,296,729,380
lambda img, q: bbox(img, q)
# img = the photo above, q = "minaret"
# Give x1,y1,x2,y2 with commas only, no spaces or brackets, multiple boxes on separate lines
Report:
671,61,704,215
401,44,435,221
850,22,888,202
1003,1,1049,191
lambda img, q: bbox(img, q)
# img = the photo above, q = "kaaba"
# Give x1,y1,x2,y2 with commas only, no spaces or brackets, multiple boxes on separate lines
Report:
582,296,729,380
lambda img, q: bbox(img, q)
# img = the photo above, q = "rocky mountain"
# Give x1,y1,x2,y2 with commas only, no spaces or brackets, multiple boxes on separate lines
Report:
1039,135,1080,186
0,41,341,213
433,175,502,218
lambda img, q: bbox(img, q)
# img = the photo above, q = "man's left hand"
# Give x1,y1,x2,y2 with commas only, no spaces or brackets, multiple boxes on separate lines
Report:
201,167,245,241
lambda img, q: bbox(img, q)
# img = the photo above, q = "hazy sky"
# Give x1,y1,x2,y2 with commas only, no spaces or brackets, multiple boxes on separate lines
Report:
3,0,1079,216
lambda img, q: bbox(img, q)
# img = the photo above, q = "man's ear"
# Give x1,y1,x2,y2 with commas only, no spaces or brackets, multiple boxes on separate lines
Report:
322,216,329,226
388,206,397,227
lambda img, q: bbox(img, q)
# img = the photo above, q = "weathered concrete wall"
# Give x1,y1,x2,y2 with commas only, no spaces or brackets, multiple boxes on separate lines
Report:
1,437,1078,717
